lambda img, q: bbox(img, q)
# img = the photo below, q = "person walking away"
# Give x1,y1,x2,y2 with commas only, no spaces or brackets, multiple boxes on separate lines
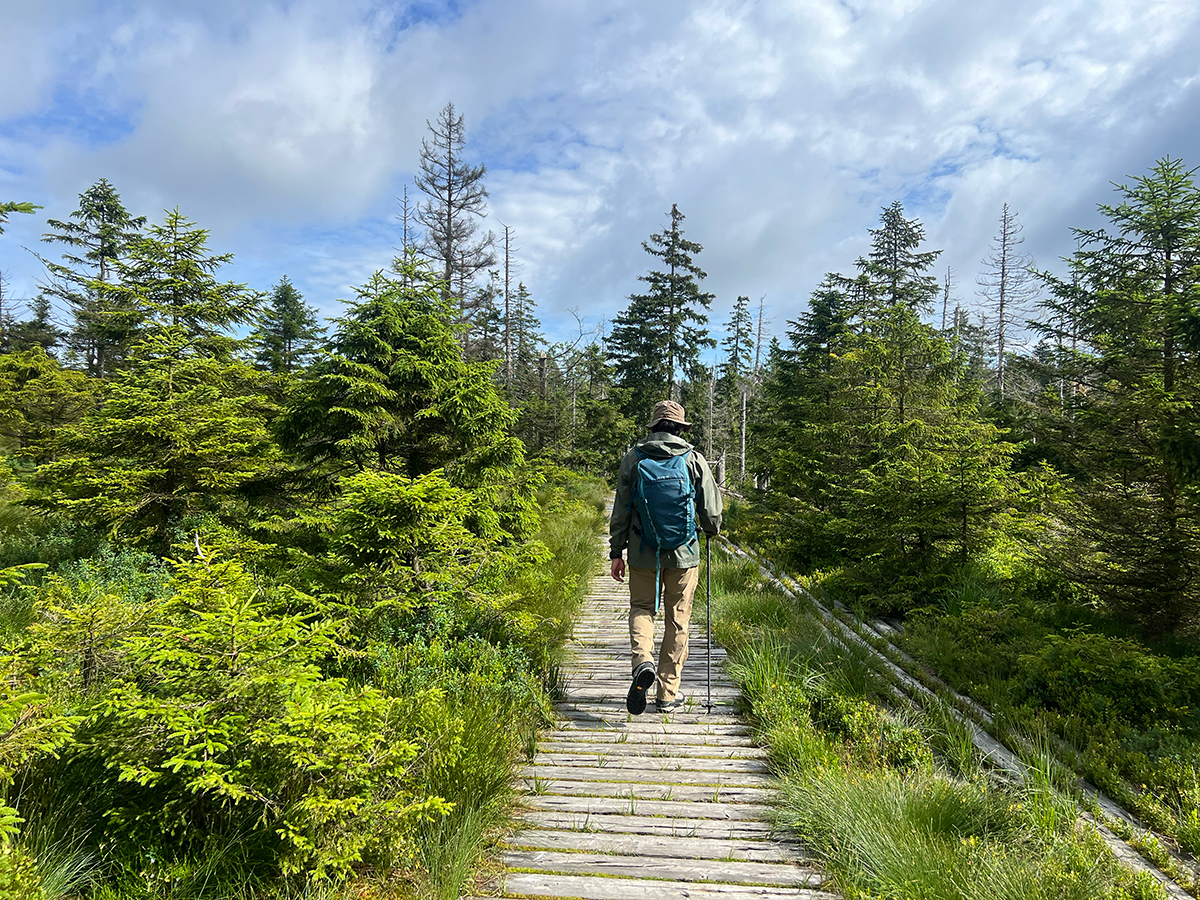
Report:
610,400,722,714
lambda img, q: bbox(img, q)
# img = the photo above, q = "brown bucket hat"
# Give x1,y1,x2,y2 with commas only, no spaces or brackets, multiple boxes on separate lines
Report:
647,400,692,430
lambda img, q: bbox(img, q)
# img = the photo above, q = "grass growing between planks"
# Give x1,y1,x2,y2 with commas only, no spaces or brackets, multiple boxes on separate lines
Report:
708,550,1170,900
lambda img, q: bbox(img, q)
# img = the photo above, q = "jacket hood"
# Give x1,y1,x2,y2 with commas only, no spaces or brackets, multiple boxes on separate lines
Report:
634,431,694,460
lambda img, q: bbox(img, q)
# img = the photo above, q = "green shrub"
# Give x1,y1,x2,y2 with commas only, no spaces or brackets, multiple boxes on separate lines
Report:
1016,630,1200,731
17,551,449,885
0,845,39,900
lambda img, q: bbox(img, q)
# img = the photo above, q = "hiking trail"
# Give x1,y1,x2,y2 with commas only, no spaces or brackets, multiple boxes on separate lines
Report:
476,530,838,900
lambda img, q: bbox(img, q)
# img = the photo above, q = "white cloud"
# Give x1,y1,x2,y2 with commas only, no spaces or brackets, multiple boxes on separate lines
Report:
2,0,1199,344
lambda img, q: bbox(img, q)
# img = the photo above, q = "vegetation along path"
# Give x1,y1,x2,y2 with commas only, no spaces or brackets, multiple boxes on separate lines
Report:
481,537,837,900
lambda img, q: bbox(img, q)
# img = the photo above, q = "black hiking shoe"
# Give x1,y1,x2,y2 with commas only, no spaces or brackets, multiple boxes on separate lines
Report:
626,662,656,715
655,692,687,713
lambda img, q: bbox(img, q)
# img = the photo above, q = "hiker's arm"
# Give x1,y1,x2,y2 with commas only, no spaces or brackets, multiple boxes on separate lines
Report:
692,452,723,536
609,451,635,560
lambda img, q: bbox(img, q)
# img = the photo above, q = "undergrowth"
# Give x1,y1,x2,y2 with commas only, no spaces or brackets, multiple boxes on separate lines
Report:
710,550,1170,900
0,466,607,900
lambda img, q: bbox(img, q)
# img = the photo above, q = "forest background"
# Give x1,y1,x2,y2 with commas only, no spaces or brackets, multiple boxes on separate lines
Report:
1,99,1199,898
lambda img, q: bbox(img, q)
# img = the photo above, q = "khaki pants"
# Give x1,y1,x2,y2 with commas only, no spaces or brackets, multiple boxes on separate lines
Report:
628,564,699,703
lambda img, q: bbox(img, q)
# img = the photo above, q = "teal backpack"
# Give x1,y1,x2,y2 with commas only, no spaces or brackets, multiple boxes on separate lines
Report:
631,449,696,612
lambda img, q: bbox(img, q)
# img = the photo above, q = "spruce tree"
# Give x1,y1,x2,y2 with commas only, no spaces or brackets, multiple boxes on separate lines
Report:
978,204,1037,399
718,295,755,480
849,201,941,312
37,329,279,546
754,214,1018,610
113,209,261,358
40,179,144,376
0,347,94,461
414,103,495,304
608,204,715,418
1034,156,1200,635
254,276,324,374
5,296,62,354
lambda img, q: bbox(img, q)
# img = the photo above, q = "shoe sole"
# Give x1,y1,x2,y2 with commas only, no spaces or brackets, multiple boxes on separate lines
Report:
626,666,656,715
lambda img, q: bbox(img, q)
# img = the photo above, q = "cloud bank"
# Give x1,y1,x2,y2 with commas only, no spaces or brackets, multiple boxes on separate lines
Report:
2,0,1198,348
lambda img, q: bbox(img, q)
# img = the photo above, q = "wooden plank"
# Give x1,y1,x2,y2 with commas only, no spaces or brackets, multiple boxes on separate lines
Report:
495,873,839,899
534,751,769,769
505,829,811,863
555,720,751,736
564,676,737,686
524,764,771,787
555,706,744,726
501,850,821,887
523,794,768,820
542,730,757,747
561,686,739,700
525,778,771,803
515,811,777,840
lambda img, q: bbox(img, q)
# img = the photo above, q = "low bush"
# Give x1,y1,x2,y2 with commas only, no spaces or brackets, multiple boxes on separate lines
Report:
0,465,607,898
710,546,1171,900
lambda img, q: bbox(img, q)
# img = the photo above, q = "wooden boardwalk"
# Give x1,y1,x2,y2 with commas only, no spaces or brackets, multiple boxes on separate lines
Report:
480,556,837,900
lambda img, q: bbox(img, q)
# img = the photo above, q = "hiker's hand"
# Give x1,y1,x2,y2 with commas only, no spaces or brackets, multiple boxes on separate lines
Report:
610,558,625,582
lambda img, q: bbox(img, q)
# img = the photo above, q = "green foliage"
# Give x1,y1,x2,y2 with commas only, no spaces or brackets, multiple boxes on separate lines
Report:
711,548,1169,900
37,331,280,545
278,265,528,507
0,845,40,900
113,209,262,358
254,276,324,375
1017,630,1200,731
0,349,95,460
752,207,1029,611
1033,157,1200,636
608,204,715,415
900,576,1200,860
40,178,146,377
16,550,448,884
0,202,40,236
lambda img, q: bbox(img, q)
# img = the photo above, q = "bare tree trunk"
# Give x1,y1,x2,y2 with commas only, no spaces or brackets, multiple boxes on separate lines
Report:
942,266,952,332
503,224,514,389
739,389,747,483
754,295,766,376
707,366,715,460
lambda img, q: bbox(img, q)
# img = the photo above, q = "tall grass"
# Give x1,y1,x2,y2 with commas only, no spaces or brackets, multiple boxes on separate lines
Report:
407,470,607,899
708,546,1170,900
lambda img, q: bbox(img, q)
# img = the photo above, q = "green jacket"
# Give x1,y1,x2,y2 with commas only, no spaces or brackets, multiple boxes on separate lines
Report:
609,432,722,570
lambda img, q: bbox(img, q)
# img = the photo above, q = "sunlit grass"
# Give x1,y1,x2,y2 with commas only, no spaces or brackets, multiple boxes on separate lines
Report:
707,545,1170,900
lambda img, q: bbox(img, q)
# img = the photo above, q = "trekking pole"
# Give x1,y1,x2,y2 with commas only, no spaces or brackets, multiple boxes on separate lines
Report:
705,533,712,713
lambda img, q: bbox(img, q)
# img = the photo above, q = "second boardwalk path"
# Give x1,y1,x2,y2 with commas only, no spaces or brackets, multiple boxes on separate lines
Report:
482,551,839,900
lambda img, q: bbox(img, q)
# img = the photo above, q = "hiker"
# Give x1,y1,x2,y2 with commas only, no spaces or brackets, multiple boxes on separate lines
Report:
609,400,722,714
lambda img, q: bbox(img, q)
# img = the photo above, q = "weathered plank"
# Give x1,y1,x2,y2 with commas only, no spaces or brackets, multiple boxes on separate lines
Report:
522,794,768,820
525,778,770,803
501,850,822,887
534,751,770,769
493,525,835,900
492,873,839,899
504,829,810,863
555,720,752,736
542,730,758,747
555,705,745,726
515,810,779,839
524,763,771,787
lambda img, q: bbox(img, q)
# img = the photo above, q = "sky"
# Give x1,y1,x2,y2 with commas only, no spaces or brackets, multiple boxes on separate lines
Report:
2,0,1199,353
